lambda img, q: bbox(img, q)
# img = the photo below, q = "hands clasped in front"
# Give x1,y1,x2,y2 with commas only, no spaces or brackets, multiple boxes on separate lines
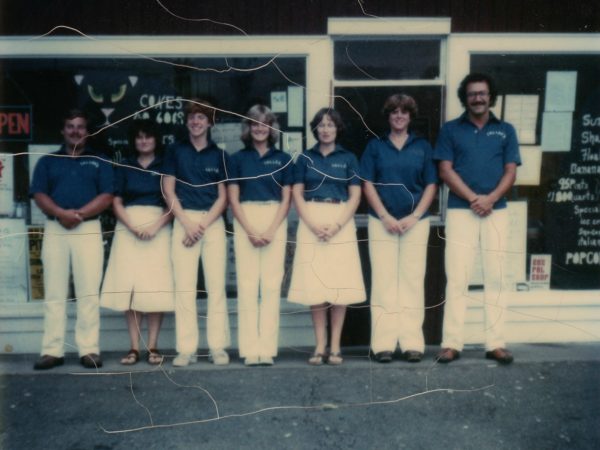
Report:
382,214,418,235
181,218,208,247
308,222,342,242
470,194,495,217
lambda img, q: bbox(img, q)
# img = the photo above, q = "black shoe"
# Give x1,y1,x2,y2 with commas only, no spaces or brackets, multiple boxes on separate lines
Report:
403,350,423,363
80,353,103,369
33,354,65,370
374,351,393,363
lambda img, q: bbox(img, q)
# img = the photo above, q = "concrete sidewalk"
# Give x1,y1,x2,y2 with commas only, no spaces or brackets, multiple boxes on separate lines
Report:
1,343,599,449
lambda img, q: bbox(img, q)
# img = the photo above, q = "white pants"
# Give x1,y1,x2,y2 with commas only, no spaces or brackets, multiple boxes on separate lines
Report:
234,202,286,358
369,216,430,353
442,208,510,351
172,212,230,354
41,220,103,357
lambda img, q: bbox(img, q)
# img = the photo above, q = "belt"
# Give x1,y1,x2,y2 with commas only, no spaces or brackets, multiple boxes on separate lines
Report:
307,197,342,204
46,215,99,222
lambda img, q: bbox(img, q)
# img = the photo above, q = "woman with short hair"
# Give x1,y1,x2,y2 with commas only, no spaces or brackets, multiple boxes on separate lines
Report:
101,119,174,365
228,104,293,366
288,107,366,366
360,94,438,363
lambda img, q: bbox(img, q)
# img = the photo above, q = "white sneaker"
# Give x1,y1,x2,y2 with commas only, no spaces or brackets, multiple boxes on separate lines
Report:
259,356,274,366
209,349,229,365
172,353,197,367
244,356,260,366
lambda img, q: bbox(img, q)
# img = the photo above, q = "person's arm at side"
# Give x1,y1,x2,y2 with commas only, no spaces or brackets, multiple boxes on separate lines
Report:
201,182,227,229
33,193,82,229
469,163,517,216
363,181,400,234
396,183,437,233
292,183,328,240
261,185,291,245
227,183,264,247
76,193,114,220
162,174,200,246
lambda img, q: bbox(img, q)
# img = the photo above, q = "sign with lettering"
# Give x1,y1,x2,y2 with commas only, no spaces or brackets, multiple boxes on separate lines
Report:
545,88,600,288
0,106,32,141
529,254,551,290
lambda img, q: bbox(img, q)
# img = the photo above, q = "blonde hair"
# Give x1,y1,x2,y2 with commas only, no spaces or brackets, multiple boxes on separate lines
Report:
240,104,280,146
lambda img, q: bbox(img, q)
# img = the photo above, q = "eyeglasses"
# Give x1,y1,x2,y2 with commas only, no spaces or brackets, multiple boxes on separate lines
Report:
466,91,490,99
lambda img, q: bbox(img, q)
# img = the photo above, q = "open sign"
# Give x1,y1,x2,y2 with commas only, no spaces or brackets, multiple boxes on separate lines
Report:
0,106,32,141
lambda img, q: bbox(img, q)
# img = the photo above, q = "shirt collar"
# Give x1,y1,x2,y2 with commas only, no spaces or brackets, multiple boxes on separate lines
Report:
384,132,416,149
309,143,344,156
459,111,501,126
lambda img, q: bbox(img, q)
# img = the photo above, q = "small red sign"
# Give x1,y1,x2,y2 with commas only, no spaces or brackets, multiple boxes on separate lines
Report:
0,106,32,141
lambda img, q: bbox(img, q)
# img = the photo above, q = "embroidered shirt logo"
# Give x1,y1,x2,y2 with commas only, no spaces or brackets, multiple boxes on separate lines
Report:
263,160,282,166
80,160,99,168
331,163,347,169
486,130,506,139
204,167,219,174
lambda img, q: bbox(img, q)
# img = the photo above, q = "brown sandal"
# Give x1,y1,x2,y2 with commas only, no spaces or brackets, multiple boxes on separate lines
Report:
120,349,140,365
147,349,163,365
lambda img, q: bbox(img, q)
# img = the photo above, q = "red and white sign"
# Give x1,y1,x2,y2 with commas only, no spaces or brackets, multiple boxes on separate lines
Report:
529,254,552,290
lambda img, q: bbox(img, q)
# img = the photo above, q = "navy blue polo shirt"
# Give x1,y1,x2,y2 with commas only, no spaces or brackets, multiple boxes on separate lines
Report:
434,113,520,209
360,134,438,220
115,156,166,207
228,147,293,202
293,144,360,202
163,139,229,211
30,145,114,210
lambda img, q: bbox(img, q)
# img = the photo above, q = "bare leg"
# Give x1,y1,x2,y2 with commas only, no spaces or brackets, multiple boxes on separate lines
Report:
310,303,328,354
146,312,164,350
125,310,143,351
329,305,347,354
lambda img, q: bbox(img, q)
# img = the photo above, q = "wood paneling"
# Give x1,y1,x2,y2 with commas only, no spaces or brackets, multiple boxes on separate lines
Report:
0,0,598,36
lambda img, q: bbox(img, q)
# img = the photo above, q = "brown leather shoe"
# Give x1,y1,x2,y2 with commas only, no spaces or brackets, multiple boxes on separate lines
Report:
80,353,103,369
33,354,64,370
485,348,514,365
437,348,460,363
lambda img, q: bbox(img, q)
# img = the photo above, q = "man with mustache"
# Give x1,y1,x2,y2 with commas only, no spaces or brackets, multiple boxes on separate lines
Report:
30,109,114,370
434,73,521,364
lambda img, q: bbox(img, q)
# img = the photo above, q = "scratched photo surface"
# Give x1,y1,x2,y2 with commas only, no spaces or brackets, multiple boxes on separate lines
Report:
1,1,599,449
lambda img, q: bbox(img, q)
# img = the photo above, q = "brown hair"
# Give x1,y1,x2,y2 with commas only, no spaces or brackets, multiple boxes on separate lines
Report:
382,94,418,120
184,98,216,124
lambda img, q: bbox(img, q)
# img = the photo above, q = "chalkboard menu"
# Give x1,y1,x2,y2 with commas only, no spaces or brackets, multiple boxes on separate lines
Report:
472,54,600,289
545,89,600,288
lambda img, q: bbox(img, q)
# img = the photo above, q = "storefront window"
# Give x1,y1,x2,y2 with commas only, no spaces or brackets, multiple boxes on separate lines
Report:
334,38,441,80
471,53,600,289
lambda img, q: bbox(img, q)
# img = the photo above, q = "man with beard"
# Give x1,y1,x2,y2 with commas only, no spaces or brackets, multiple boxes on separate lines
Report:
30,109,114,369
434,73,520,365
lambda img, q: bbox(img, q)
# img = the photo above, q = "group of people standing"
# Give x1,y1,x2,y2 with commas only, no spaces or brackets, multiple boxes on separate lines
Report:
31,72,519,370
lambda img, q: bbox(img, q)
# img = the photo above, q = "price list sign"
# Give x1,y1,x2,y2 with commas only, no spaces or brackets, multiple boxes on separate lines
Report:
545,90,600,288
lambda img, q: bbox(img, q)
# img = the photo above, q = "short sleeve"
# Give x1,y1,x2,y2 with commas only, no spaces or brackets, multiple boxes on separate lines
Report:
281,153,294,186
227,152,241,185
421,141,439,185
347,153,361,186
219,150,231,183
29,156,49,196
97,154,115,194
293,152,309,184
162,146,177,176
433,124,455,162
359,140,377,183
503,123,521,166
114,164,127,197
